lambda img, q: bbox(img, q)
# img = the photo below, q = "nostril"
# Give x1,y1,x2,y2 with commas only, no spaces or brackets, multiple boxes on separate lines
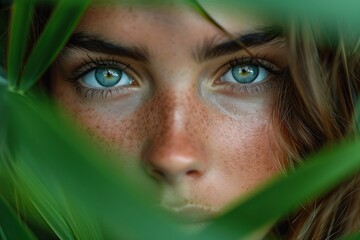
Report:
150,168,200,182
186,170,200,177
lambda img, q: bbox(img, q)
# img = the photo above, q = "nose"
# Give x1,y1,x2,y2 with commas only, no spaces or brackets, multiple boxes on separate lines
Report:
141,91,207,185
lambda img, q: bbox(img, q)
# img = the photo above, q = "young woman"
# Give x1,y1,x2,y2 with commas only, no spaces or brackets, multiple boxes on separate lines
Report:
52,1,282,217
4,0,360,239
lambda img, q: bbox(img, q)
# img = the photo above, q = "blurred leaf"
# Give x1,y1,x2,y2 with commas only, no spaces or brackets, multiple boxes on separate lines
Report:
198,0,360,43
354,99,360,136
0,66,6,86
6,0,35,91
19,0,90,93
0,197,37,240
200,0,360,22
12,163,103,240
338,232,360,240
196,139,360,239
1,89,193,240
0,4,9,69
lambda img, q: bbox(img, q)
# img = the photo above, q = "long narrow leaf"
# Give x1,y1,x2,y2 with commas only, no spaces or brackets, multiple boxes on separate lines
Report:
196,139,360,239
1,90,192,240
19,0,90,92
0,4,9,69
13,163,102,240
0,66,6,86
0,197,37,240
6,0,35,91
338,232,360,240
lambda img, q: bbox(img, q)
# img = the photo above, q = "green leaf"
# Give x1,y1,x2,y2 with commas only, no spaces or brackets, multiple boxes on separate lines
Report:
12,163,102,240
0,197,37,240
198,0,360,43
0,4,9,69
196,139,360,239
1,90,192,240
354,99,360,135
338,232,360,240
18,0,90,92
0,66,6,86
6,0,35,91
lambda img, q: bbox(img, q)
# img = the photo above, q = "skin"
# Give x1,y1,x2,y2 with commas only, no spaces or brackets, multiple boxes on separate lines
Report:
50,2,288,224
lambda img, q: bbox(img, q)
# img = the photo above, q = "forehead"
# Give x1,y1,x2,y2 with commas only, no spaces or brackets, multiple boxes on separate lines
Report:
76,2,269,46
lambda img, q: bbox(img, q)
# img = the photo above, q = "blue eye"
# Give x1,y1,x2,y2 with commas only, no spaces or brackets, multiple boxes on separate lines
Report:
221,64,269,84
81,67,132,88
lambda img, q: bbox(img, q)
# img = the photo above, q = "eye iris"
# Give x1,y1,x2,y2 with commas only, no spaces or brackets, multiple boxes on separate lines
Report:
95,67,122,87
231,65,259,83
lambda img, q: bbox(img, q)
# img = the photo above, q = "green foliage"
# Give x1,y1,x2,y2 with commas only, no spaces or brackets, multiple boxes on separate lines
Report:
18,0,90,93
197,140,360,239
0,197,37,240
1,89,190,239
6,0,35,91
0,4,8,72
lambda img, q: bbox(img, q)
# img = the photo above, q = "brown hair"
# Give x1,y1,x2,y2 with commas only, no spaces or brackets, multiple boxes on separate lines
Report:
199,6,360,237
272,17,360,239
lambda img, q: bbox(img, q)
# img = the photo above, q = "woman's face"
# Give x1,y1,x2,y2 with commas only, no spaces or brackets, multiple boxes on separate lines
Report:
51,2,288,223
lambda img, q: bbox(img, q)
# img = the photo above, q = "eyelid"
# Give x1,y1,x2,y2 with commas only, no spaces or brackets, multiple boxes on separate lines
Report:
214,56,284,83
228,57,283,75
65,56,131,82
211,56,284,94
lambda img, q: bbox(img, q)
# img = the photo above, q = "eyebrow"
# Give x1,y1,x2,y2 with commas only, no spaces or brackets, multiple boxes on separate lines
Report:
195,27,284,62
65,32,150,62
65,27,283,63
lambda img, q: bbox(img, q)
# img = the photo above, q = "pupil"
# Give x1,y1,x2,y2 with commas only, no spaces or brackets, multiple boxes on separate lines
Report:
106,71,112,78
231,64,259,83
95,67,122,87
241,68,250,76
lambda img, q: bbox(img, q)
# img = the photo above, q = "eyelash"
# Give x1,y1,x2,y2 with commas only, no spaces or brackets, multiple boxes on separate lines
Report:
65,56,133,98
214,56,283,94
67,56,130,80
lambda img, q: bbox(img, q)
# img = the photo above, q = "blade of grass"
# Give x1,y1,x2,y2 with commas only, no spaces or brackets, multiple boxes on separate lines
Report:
194,139,360,239
1,90,192,240
198,0,360,42
6,0,35,91
0,66,6,86
18,0,90,93
0,197,37,240
0,4,9,69
354,96,360,135
338,232,360,240
12,163,102,240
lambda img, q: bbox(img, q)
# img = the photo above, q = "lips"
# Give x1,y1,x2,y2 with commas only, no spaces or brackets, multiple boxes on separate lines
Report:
162,204,218,224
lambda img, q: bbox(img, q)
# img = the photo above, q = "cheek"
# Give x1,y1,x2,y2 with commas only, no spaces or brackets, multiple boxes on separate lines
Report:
67,106,147,155
192,108,278,208
51,80,146,156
